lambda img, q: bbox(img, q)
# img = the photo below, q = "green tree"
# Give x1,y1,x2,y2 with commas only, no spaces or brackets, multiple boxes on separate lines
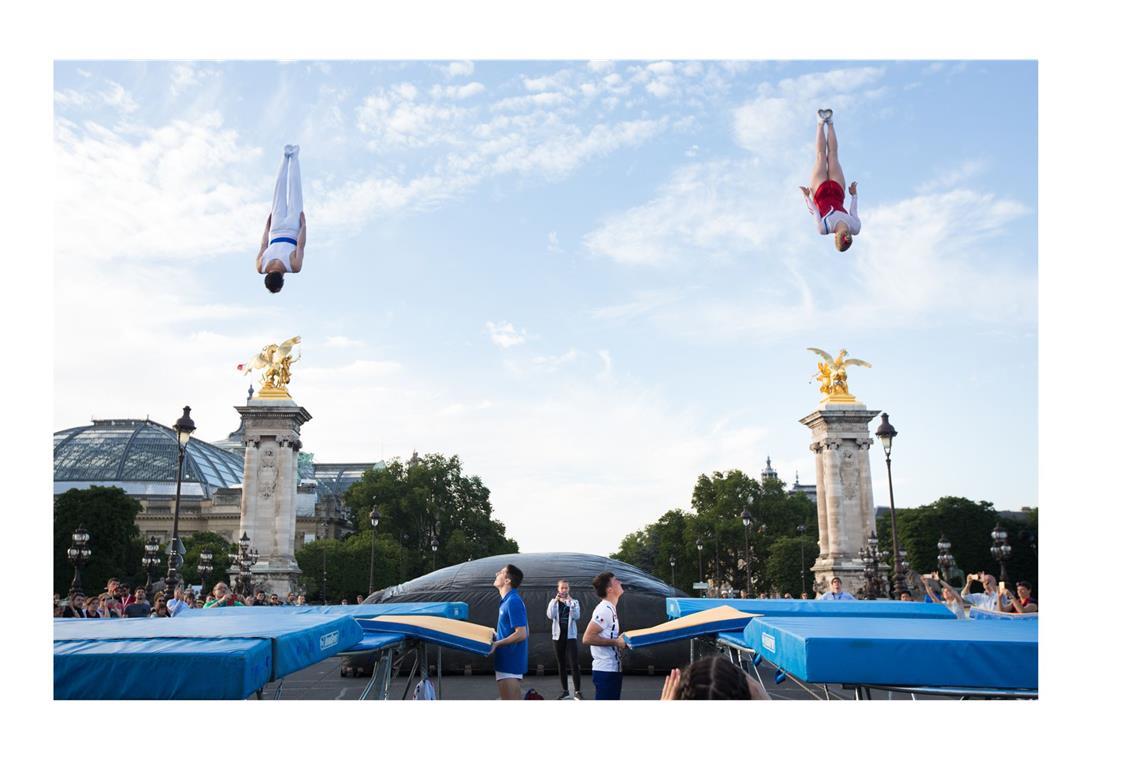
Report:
341,453,517,582
54,486,142,596
296,532,402,602
765,536,820,597
181,532,237,592
875,496,1038,591
613,469,819,596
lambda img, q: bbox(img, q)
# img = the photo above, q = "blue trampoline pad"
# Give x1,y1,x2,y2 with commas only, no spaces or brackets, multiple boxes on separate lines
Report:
744,616,1037,690
55,613,362,683
968,608,1038,622
716,631,751,651
182,602,468,620
55,637,271,700
624,606,759,649
360,615,494,656
666,598,955,620
343,631,407,654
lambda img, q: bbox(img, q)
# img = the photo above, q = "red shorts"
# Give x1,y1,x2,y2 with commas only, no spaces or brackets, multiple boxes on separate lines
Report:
813,180,847,217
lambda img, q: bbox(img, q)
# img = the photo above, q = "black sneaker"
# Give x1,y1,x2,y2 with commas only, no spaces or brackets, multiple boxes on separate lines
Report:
558,690,570,700
817,108,833,124
573,691,583,700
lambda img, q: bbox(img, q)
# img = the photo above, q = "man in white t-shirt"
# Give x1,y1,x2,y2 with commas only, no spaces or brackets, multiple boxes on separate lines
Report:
961,572,1001,611
582,571,627,700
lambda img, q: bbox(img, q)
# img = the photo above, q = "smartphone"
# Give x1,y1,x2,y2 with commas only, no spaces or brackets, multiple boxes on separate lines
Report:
998,581,1006,594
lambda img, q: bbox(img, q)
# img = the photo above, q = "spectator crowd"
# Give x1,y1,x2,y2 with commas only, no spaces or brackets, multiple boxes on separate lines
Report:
54,577,339,619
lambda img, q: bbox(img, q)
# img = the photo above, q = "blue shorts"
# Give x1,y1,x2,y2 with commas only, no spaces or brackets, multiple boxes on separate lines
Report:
592,670,623,700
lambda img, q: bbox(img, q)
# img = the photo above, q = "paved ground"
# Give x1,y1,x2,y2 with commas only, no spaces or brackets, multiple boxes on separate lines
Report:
267,655,946,701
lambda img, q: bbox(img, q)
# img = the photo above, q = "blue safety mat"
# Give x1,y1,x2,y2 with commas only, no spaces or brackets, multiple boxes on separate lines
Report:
358,617,493,656
716,631,751,651
743,617,1037,689
54,613,362,688
666,598,955,620
343,631,407,653
182,602,468,620
968,608,1038,622
54,637,271,700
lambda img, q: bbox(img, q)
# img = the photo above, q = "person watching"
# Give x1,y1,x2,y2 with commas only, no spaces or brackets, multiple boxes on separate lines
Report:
918,572,968,619
203,582,245,608
123,587,152,618
1000,580,1038,613
818,577,855,600
660,655,770,700
582,572,627,700
546,579,582,700
960,572,1001,611
489,564,529,700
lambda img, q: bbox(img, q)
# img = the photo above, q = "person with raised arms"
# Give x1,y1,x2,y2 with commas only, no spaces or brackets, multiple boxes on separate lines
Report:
256,144,306,293
800,109,860,252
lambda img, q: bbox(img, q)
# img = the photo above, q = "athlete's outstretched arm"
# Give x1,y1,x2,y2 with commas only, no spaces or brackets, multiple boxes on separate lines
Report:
847,183,861,234
291,211,306,273
800,186,824,233
256,213,271,272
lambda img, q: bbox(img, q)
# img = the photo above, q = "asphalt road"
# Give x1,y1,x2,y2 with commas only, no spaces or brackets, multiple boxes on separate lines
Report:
266,654,945,701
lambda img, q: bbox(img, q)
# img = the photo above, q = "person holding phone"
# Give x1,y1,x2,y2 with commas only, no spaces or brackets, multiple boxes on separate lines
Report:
203,582,245,609
960,572,1001,611
1000,581,1038,614
546,579,582,700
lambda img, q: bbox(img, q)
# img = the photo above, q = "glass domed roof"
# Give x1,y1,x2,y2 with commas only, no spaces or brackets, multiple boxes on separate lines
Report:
54,419,244,497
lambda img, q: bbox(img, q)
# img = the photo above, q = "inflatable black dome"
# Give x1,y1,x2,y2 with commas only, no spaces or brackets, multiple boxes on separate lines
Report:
361,552,690,675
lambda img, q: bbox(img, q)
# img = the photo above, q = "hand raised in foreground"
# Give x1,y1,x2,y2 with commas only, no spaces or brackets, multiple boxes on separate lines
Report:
660,668,682,700
848,181,858,195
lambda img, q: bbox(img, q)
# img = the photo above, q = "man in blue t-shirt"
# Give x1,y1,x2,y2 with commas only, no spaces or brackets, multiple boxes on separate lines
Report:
490,563,529,700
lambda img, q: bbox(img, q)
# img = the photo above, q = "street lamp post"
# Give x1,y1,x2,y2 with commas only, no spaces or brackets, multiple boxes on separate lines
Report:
695,536,705,598
991,524,1012,584
796,524,807,597
368,507,380,595
741,506,753,598
164,406,196,599
669,555,676,590
197,548,213,599
67,526,92,595
858,532,888,599
936,534,955,582
431,535,439,570
320,519,329,603
142,536,161,589
875,412,907,599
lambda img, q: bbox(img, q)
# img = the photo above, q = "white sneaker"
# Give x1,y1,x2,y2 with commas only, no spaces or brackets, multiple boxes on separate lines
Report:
817,108,833,124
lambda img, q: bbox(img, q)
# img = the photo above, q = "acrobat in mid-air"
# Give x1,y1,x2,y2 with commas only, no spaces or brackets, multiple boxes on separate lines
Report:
257,144,306,293
799,109,860,252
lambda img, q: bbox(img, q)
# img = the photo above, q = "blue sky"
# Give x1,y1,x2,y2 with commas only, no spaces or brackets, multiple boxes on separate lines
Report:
53,60,1037,555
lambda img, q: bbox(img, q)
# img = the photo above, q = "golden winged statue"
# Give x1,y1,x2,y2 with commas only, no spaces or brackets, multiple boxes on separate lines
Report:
807,347,871,403
237,336,301,399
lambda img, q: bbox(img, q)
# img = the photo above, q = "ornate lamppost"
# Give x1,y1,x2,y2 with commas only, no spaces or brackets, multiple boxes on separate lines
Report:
368,506,380,595
669,555,676,590
991,524,1012,584
320,518,329,603
67,525,92,595
858,532,886,599
937,535,955,580
796,524,808,597
229,532,257,597
197,548,214,599
741,506,753,598
874,412,907,599
142,535,161,590
164,406,196,599
430,535,439,570
695,536,705,597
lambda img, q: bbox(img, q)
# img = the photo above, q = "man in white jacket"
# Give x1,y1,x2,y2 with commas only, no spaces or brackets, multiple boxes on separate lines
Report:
546,579,582,700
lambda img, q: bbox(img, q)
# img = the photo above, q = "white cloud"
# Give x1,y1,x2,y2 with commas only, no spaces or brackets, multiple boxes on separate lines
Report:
486,321,528,349
446,61,475,78
55,78,139,114
586,60,614,73
915,159,987,193
597,349,613,379
547,231,562,255
54,111,265,261
170,63,219,96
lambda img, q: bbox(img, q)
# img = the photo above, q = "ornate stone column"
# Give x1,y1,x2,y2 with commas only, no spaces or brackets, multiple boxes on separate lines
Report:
235,396,312,596
800,402,879,594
